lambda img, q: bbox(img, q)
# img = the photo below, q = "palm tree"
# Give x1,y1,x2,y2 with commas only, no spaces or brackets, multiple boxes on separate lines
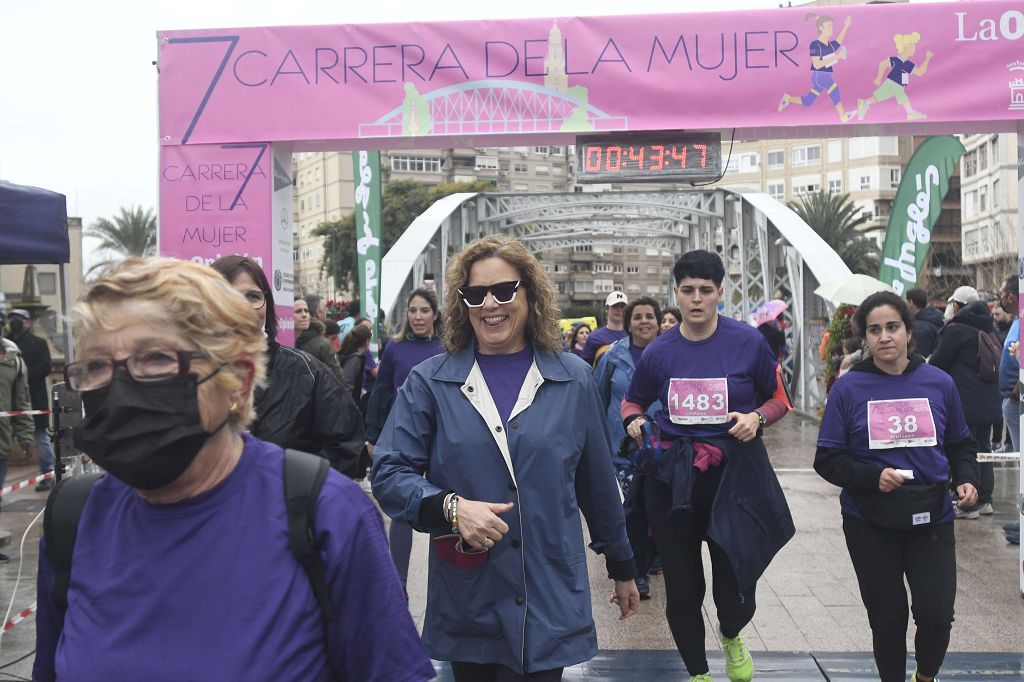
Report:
85,206,157,276
788,190,880,275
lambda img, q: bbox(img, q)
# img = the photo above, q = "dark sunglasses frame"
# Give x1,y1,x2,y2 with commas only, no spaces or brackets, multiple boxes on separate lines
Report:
458,280,523,308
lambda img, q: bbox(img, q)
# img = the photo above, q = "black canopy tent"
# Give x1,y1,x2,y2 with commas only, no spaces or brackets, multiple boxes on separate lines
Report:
0,179,72,359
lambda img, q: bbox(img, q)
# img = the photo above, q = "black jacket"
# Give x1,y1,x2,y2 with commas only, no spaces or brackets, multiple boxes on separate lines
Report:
815,355,980,495
912,306,944,358
251,342,364,478
928,300,1001,424
12,330,51,430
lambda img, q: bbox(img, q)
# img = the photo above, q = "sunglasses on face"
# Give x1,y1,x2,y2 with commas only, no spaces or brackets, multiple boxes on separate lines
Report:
458,280,523,308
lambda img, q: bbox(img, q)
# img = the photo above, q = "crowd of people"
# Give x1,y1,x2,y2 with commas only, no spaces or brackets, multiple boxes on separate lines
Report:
0,239,1014,681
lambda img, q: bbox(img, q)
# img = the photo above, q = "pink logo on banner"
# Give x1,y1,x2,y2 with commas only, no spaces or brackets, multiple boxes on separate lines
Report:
867,398,937,450
667,378,729,424
157,1,1024,148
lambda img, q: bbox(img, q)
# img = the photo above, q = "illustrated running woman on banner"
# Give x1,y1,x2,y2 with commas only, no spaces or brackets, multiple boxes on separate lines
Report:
858,32,933,121
778,13,855,123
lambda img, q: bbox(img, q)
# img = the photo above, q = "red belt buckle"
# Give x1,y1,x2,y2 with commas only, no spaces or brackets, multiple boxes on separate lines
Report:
433,534,489,568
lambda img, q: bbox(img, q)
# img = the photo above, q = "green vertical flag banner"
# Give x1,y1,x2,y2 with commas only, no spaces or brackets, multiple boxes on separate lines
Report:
353,150,383,360
879,136,966,295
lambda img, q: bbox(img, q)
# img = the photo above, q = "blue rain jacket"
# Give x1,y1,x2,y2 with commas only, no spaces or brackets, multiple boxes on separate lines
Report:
593,338,663,468
372,343,633,674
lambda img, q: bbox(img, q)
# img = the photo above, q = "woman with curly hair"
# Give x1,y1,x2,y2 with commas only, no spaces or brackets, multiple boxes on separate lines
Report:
373,235,639,681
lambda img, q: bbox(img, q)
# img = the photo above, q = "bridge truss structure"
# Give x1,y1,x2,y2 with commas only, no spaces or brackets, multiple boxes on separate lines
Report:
382,190,851,413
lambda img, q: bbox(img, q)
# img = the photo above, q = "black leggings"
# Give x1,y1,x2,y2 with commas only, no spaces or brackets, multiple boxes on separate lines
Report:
645,465,756,676
451,662,563,681
843,515,956,682
968,422,995,505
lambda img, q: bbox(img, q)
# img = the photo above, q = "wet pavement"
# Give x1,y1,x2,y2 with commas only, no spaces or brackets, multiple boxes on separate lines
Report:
0,414,1021,679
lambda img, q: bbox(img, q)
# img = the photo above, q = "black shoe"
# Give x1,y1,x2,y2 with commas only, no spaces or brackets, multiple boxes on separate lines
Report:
35,477,54,492
636,575,651,600
0,553,9,563
648,556,663,575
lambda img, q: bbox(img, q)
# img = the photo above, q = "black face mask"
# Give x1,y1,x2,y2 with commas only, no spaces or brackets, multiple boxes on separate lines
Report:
73,371,226,490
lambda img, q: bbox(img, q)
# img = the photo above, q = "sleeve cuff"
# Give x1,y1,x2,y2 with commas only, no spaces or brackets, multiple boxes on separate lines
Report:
417,489,455,530
605,556,637,581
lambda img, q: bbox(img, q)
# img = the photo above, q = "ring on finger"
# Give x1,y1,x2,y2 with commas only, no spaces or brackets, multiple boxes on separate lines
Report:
483,537,493,547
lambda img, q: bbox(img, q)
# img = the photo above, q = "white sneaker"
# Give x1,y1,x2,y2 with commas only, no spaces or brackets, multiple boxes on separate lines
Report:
978,502,994,515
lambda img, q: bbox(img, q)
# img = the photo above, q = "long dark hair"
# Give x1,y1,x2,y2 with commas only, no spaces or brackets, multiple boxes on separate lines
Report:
853,291,916,355
210,255,278,342
396,287,440,341
569,323,591,348
339,325,371,356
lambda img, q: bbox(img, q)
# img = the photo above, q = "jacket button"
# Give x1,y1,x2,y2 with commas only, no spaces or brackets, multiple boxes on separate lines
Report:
511,539,521,549
467,386,474,392
515,595,524,605
511,423,519,430
495,425,503,432
508,483,516,492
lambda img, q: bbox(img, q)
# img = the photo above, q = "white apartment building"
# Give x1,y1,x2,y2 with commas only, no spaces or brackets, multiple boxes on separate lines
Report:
960,133,1020,291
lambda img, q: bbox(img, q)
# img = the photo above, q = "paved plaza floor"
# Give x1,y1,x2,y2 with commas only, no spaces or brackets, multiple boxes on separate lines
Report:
0,414,1020,680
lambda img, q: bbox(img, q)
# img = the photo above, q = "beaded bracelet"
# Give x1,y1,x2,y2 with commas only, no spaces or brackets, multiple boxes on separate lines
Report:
442,493,455,524
450,495,460,534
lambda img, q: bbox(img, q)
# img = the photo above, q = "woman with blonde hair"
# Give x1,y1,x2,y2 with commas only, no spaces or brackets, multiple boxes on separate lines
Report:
373,235,639,681
34,258,432,682
858,32,933,121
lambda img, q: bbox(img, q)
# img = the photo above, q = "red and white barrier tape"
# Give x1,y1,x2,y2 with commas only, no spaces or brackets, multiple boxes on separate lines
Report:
0,409,49,418
2,603,35,632
0,472,54,497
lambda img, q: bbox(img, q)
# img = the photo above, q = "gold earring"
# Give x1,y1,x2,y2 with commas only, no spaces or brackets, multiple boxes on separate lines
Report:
229,401,239,414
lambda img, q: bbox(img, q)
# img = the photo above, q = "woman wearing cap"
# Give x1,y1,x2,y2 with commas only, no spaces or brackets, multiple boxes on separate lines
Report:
580,291,629,365
594,296,662,600
622,250,794,682
815,291,979,682
373,235,639,681
34,258,433,682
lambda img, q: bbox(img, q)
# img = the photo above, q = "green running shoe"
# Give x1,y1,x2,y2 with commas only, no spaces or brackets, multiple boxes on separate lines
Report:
911,671,938,682
690,675,713,682
720,633,754,682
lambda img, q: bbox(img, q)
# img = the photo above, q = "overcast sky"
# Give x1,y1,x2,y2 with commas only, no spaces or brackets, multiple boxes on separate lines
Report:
0,0,950,267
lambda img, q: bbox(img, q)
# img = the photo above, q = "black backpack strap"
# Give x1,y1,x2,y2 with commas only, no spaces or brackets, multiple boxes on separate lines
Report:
283,449,333,623
43,473,104,612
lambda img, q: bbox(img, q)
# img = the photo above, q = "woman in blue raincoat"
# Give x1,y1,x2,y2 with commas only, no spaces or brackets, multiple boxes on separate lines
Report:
373,235,639,681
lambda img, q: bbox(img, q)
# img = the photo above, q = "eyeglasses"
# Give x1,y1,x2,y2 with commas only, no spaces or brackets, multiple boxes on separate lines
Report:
64,349,207,391
242,290,266,310
458,280,523,308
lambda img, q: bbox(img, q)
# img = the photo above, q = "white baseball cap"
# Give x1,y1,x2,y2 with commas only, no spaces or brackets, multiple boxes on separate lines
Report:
947,286,979,305
605,291,628,307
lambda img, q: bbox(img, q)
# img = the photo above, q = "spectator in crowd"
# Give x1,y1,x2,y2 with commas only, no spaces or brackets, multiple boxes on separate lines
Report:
568,322,591,358
337,325,372,410
905,287,943,357
0,313,34,562
6,308,54,491
295,297,345,383
306,294,327,325
997,274,1019,453
660,307,682,333
992,303,1013,345
213,257,364,478
928,287,1000,518
337,299,361,341
325,319,341,353
838,337,864,379
581,291,629,365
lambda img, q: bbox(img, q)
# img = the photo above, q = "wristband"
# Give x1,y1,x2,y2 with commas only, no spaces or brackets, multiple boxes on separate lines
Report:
754,410,766,427
623,414,646,431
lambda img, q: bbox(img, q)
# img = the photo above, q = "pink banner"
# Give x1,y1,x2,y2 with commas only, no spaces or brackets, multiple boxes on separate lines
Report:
158,142,295,345
158,1,1024,148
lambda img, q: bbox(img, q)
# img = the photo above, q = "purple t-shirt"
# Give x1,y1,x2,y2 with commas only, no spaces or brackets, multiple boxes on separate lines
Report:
581,326,627,364
476,346,534,425
624,316,778,439
817,362,970,522
886,56,915,85
363,351,378,394
33,435,434,682
378,336,445,389
628,341,645,367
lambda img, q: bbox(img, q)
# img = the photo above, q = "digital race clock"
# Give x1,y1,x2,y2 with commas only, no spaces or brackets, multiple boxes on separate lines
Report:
575,132,723,184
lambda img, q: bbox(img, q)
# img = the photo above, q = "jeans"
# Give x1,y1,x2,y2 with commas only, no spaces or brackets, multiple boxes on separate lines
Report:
35,426,53,474
968,423,995,506
843,515,956,682
1001,398,1020,452
388,519,413,589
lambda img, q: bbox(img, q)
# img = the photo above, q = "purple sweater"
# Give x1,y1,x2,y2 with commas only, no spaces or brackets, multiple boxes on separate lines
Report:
34,435,434,682
378,336,445,389
476,346,534,425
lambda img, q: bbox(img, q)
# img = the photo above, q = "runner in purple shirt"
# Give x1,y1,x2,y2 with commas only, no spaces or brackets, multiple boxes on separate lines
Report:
580,291,629,365
814,291,979,682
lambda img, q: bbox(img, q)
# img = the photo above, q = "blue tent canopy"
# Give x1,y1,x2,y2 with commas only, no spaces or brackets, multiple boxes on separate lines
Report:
0,180,70,264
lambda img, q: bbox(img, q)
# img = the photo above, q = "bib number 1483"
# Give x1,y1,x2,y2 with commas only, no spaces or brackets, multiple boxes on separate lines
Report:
667,378,729,424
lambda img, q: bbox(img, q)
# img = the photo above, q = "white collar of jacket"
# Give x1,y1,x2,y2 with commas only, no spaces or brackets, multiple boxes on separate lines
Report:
431,341,574,486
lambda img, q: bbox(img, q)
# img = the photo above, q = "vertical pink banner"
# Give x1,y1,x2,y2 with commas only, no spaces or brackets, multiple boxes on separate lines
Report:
159,143,294,345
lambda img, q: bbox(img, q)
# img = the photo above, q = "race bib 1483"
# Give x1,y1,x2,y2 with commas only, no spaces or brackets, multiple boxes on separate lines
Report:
667,378,729,424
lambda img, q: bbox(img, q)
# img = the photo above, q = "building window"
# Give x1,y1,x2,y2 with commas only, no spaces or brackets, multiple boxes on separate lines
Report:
647,265,659,275
963,151,977,177
889,169,901,188
827,140,842,163
791,145,821,167
557,282,566,294
626,265,640,274
767,150,785,170
993,179,1001,209
315,192,321,207
474,155,498,170
768,182,785,199
828,178,843,194
513,163,528,173
792,181,821,197
980,185,988,213
627,284,641,293
740,153,759,172
513,183,529,191
978,143,988,171
533,146,550,155
535,184,550,192
553,263,567,273
391,156,442,172
535,164,550,175
646,284,661,294
573,244,593,252
860,175,872,190
965,190,976,217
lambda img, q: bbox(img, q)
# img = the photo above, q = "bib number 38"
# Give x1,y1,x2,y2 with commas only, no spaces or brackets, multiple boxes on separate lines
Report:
867,398,937,449
668,378,729,424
